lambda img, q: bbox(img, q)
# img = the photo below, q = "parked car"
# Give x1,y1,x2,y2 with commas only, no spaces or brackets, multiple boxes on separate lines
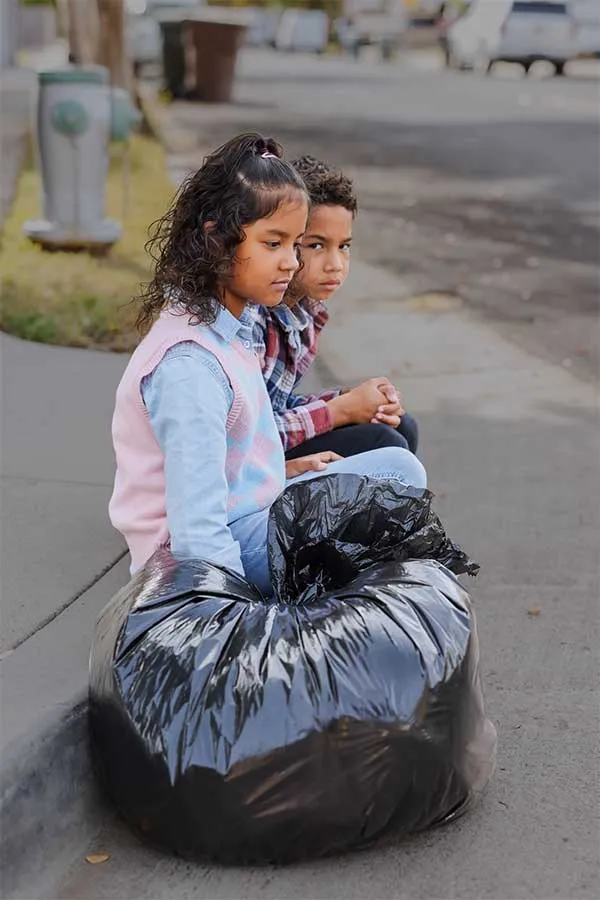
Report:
275,9,330,53
446,0,577,74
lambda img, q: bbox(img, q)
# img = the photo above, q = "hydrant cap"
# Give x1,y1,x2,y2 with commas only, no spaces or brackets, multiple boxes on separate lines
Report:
39,66,109,86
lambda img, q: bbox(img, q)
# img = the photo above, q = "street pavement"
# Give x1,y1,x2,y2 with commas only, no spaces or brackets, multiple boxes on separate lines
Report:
1,47,598,899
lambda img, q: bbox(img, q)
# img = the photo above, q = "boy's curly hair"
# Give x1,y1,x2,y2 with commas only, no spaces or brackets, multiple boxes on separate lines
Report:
137,133,308,334
290,155,357,215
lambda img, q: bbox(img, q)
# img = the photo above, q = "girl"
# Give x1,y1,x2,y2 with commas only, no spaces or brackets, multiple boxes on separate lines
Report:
109,134,426,596
252,154,419,460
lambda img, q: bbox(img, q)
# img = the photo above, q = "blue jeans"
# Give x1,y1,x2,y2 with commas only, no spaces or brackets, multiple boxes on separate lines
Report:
230,446,427,596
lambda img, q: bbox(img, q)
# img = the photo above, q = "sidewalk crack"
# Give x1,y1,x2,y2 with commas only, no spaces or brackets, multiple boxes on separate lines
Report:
9,550,128,652
2,475,114,488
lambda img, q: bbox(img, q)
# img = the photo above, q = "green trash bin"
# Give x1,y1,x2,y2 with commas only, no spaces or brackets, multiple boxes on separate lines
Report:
159,15,187,99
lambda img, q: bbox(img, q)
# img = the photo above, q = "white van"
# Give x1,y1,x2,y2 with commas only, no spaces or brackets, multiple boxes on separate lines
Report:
447,0,577,74
275,9,330,53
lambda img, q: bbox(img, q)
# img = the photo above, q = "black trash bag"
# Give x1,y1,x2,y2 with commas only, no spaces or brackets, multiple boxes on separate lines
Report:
89,477,496,864
268,475,479,604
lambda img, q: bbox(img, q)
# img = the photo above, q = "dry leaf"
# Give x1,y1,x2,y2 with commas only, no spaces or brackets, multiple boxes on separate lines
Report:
527,606,541,617
85,853,110,865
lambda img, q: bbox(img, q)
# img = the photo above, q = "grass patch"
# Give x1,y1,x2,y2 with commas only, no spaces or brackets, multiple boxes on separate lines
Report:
0,134,175,352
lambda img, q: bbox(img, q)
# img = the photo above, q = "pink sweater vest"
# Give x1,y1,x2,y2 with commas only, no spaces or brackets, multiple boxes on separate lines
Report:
109,309,285,572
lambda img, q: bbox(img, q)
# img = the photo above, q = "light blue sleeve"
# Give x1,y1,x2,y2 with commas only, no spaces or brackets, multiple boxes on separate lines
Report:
141,343,244,576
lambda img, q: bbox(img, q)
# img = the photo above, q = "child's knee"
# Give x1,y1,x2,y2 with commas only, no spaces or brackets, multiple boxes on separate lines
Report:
404,453,427,489
367,446,427,489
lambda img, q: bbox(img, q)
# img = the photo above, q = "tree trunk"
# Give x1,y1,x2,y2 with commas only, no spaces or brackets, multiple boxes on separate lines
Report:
96,0,132,90
65,0,98,64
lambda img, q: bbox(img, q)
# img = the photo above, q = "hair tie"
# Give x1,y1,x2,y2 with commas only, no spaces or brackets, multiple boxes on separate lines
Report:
260,151,277,159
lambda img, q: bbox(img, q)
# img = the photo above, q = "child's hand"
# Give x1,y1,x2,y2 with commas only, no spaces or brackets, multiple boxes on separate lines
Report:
327,377,397,427
371,382,404,428
286,451,343,479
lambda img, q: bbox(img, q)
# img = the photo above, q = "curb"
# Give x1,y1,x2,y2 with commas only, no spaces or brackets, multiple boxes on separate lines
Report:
137,81,197,155
0,700,106,900
0,557,129,899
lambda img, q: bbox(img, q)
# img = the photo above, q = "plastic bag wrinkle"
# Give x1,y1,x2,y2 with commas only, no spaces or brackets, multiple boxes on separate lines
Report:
268,475,478,605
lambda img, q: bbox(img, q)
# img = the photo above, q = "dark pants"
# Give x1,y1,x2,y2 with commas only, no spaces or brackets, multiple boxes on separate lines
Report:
285,413,419,461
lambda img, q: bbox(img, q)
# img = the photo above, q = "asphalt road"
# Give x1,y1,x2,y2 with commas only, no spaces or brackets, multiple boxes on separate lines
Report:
175,48,600,382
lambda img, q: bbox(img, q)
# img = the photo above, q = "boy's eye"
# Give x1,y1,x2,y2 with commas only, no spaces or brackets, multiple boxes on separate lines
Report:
341,243,352,252
305,242,323,251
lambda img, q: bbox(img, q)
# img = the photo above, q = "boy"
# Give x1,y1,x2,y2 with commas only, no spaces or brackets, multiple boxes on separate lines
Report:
252,155,419,461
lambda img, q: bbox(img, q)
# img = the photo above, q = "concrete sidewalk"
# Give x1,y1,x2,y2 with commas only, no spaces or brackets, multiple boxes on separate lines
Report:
0,334,129,897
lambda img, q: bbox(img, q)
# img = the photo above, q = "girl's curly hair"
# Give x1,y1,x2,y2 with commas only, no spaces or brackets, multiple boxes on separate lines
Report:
290,155,357,215
137,133,308,334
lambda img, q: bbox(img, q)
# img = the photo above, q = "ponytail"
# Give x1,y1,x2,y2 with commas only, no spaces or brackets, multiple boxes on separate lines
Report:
137,133,308,333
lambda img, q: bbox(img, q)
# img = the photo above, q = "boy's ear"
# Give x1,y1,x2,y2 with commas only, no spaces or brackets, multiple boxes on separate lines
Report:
203,220,224,254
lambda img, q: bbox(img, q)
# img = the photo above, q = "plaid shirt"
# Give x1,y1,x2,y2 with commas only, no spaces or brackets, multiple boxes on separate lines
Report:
251,300,341,451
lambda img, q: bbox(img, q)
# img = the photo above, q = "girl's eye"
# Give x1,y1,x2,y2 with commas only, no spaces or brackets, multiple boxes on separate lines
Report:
264,241,281,249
